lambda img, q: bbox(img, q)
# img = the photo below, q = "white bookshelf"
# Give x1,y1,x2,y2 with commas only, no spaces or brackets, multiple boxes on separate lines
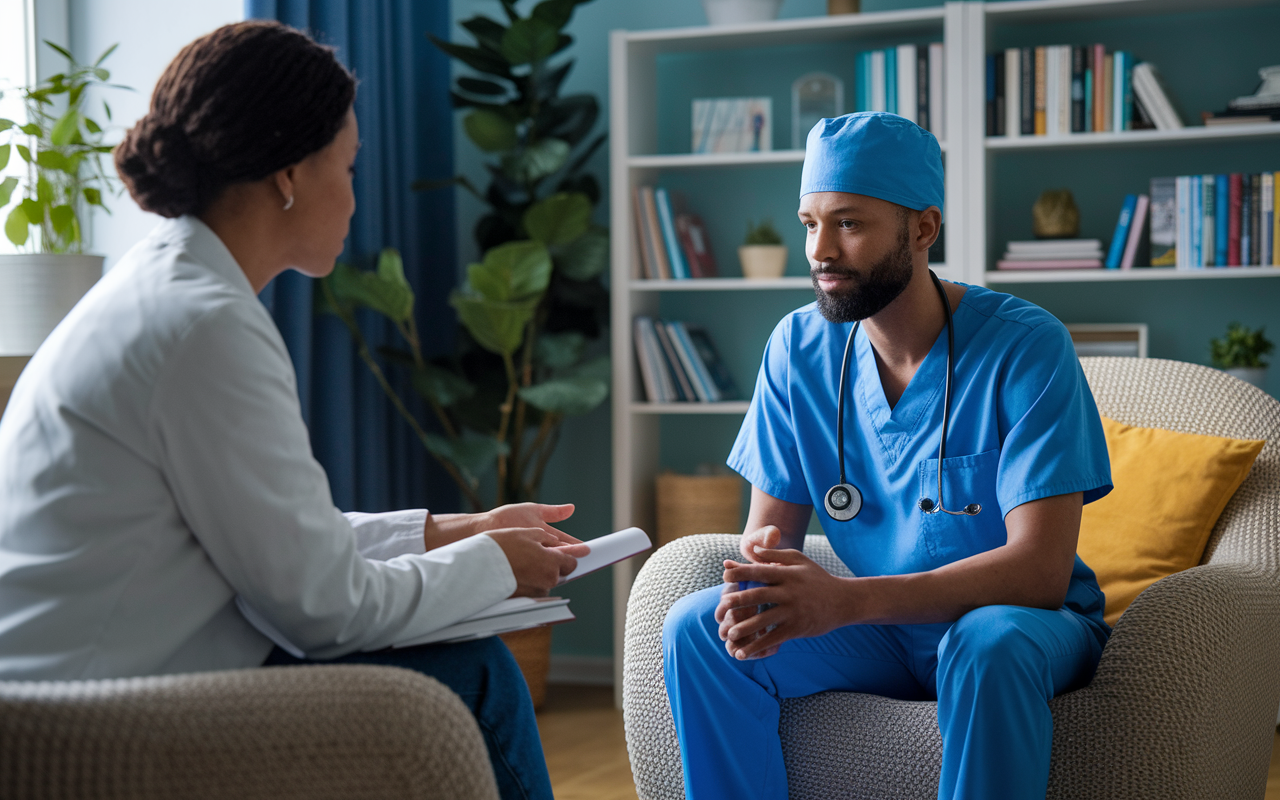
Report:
608,0,1276,703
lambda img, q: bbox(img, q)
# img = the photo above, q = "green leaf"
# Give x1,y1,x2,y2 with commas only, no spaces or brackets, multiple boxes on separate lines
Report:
457,76,508,96
0,176,18,208
83,187,102,206
523,191,591,246
20,198,41,226
459,16,508,53
553,224,608,280
463,109,518,153
466,239,553,302
44,41,74,62
83,117,101,134
94,43,118,67
0,118,13,133
50,110,80,145
15,144,30,163
567,354,611,382
450,292,540,356
501,137,570,184
532,0,577,29
429,35,512,77
423,429,509,485
536,331,586,370
411,362,476,407
326,253,415,324
49,204,74,236
35,177,53,204
91,67,109,82
19,124,40,136
517,376,608,416
4,204,28,247
0,144,8,171
500,18,559,65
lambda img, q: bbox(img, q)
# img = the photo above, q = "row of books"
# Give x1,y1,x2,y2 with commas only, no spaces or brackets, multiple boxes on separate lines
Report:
985,46,1182,137
853,44,946,139
1164,172,1279,269
631,186,719,280
633,317,739,403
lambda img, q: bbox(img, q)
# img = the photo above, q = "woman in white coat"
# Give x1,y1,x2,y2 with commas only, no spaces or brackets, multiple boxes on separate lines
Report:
0,21,577,799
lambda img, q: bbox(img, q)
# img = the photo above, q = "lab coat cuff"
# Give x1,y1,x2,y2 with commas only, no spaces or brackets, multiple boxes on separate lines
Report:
345,509,429,561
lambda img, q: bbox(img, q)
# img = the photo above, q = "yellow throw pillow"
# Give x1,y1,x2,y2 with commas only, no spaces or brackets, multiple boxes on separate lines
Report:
1077,416,1265,627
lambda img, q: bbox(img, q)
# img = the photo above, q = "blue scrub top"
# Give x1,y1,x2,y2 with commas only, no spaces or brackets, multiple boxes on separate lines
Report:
727,283,1113,635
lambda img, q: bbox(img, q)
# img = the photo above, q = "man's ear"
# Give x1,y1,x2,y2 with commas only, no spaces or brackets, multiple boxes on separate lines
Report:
914,206,942,253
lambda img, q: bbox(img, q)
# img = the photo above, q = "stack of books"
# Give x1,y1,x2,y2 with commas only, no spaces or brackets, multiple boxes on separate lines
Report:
633,317,739,403
631,186,718,280
1204,65,1280,126
853,43,946,139
1155,171,1280,268
986,46,1181,137
997,239,1104,270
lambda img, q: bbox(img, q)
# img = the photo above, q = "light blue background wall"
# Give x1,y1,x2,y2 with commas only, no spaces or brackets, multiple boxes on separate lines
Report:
449,0,1280,660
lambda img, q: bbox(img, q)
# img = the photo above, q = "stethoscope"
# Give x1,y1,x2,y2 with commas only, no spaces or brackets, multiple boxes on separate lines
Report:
823,270,983,522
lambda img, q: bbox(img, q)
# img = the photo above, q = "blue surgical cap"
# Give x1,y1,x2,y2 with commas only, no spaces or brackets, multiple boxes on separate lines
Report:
799,112,944,222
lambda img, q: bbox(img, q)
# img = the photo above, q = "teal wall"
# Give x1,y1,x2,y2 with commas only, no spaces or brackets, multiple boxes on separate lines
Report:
449,0,1280,659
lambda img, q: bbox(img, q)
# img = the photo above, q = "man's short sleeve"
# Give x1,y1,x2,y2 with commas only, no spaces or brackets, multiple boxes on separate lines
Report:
727,317,811,505
996,320,1112,516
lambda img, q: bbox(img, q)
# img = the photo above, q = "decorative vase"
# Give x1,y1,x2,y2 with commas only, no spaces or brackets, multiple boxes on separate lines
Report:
1224,366,1268,390
738,245,788,279
702,0,784,26
0,254,103,356
827,0,860,13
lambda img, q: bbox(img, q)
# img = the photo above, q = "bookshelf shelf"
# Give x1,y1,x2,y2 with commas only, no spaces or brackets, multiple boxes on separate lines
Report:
631,402,752,415
985,122,1280,152
982,0,1274,25
986,267,1280,284
629,277,812,292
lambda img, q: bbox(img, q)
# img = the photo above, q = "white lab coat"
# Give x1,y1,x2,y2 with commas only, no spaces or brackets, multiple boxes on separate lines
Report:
0,216,516,680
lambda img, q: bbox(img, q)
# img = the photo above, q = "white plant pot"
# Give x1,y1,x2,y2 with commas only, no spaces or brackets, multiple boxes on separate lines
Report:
0,254,103,356
1224,366,1268,390
738,245,788,279
702,0,784,26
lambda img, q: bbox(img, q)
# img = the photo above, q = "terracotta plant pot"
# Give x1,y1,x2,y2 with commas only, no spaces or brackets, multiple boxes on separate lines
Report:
0,254,103,356
738,245,788,279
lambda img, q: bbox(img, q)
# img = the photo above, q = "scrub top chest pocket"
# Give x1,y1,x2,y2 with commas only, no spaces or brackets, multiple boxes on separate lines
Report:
917,448,1003,566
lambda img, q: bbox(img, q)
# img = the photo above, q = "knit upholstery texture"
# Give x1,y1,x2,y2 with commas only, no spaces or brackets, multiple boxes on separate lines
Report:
623,358,1280,800
0,664,499,800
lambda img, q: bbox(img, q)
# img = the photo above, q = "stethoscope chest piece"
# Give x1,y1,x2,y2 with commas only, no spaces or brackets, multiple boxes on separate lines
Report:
825,482,862,521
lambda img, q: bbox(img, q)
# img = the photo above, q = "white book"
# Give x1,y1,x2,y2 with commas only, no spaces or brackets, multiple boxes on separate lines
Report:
929,43,945,140
1006,238,1103,254
870,50,886,113
1176,176,1189,269
897,44,917,123
1058,46,1071,135
1044,46,1059,137
633,317,662,402
1132,63,1182,130
643,318,677,402
1005,48,1020,138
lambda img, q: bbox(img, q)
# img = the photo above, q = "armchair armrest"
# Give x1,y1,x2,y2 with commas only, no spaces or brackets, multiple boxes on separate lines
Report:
0,664,499,800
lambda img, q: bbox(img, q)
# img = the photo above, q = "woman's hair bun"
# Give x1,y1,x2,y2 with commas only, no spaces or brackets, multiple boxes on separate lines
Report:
115,117,202,219
114,21,356,219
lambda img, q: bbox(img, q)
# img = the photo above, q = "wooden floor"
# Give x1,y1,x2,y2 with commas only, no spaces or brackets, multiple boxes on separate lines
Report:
538,686,1280,800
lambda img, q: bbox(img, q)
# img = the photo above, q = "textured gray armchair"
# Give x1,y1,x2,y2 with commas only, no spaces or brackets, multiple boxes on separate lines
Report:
0,664,499,800
624,357,1280,800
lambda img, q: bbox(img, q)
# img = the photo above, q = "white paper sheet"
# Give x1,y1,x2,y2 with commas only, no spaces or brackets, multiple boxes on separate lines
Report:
560,527,651,584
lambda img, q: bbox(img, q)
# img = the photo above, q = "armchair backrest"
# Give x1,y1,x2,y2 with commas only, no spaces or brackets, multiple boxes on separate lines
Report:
1080,357,1280,575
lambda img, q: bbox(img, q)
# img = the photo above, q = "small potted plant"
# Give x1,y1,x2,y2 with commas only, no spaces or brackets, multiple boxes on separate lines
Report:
0,41,123,356
739,218,787,279
1210,322,1274,390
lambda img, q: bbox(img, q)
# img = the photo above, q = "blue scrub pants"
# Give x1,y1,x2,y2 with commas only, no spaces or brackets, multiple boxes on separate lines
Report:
663,585,1105,800
264,637,553,800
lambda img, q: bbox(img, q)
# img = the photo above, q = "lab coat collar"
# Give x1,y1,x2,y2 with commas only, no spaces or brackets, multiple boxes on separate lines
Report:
150,215,257,300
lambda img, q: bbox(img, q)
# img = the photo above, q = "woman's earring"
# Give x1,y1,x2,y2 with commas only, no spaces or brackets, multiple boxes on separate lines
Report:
283,195,294,211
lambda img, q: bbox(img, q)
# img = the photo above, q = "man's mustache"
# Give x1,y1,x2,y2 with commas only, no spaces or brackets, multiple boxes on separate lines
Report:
811,266,859,279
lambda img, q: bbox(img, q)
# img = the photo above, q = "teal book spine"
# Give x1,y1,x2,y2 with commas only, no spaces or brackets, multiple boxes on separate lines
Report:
653,188,688,280
1215,174,1229,267
1106,194,1137,269
885,48,897,115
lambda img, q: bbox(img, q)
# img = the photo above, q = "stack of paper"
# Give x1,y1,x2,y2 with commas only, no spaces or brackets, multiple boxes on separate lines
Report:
997,239,1104,270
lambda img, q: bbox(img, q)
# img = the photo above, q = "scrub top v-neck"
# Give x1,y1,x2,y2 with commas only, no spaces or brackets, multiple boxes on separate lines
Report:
727,283,1113,632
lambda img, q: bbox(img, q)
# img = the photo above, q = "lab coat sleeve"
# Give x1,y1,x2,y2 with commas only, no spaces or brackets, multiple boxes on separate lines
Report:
994,319,1113,516
149,299,516,658
727,317,811,505
344,510,428,561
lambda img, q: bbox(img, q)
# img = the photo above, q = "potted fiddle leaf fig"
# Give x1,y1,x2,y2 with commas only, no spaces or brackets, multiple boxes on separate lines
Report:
0,41,125,356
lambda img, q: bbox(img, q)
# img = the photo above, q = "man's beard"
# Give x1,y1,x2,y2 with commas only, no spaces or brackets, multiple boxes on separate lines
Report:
811,224,914,324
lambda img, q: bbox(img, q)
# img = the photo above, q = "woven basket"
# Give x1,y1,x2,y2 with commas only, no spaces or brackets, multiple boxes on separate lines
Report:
656,472,743,546
499,626,552,709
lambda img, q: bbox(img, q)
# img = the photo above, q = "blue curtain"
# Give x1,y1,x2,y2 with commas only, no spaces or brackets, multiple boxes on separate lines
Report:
246,0,460,514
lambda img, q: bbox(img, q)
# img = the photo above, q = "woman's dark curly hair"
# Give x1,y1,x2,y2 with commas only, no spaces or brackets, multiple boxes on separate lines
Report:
115,21,356,219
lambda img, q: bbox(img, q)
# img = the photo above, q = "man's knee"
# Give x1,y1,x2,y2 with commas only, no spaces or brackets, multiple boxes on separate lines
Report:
937,605,1047,683
662,585,723,657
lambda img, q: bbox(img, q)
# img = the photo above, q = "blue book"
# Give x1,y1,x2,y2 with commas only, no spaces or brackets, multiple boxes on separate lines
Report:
653,188,689,280
855,52,869,112
885,48,897,115
1190,175,1202,268
1105,194,1138,269
1117,51,1133,130
1215,174,1229,267
668,321,718,402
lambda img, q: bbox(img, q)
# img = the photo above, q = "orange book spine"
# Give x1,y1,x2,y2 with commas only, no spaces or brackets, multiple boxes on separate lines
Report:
1034,46,1046,135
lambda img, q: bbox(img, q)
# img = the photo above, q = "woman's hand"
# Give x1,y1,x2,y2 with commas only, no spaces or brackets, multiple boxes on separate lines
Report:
715,545,855,660
485,528,590,598
423,503,581,552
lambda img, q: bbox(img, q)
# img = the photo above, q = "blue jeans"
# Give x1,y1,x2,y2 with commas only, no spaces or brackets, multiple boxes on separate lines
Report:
264,636,553,800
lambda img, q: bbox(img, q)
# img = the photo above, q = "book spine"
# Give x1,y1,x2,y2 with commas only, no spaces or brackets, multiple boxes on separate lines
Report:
675,215,702,279
1175,175,1189,269
653,188,688,280
917,46,930,131
885,48,898,115
1190,175,1202,268
1083,46,1094,132
1241,173,1253,266
897,45,916,124
1070,45,1085,133
1202,175,1214,267
1102,53,1114,133
1251,173,1262,267
632,187,656,280
1005,48,1020,138
986,53,997,137
1149,176,1177,266
1213,174,1225,267
1020,47,1034,135
1228,173,1242,266
1106,195,1137,269
668,322,717,402
1044,47,1058,137
1111,51,1124,132
1119,52,1134,131
1121,194,1149,270
870,50,885,113
633,318,660,402
1058,45,1071,135
653,320,694,402
929,42,945,140
1262,172,1274,268
1092,44,1106,132
1034,46,1046,135
995,50,1005,136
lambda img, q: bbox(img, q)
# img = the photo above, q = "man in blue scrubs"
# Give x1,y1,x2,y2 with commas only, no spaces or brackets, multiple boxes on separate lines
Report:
662,112,1113,800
